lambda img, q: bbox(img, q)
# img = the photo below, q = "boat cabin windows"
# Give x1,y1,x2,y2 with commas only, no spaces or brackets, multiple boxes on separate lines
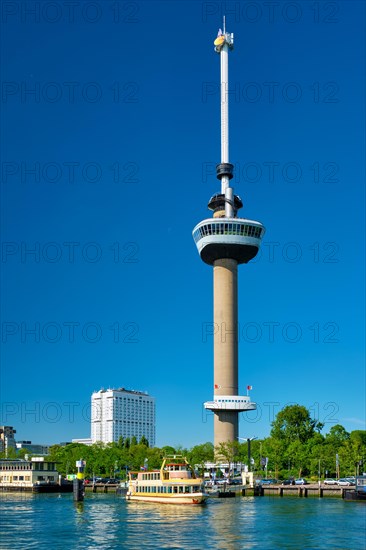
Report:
140,472,160,481
164,463,195,480
135,485,198,494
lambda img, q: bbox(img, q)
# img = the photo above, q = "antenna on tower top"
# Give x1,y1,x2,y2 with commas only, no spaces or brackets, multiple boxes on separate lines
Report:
213,18,234,216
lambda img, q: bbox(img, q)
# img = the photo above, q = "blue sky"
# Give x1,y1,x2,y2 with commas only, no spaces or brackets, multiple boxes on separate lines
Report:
1,0,365,448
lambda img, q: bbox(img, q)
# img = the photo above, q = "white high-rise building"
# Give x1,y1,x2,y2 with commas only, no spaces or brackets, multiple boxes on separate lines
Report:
0,426,17,456
91,388,155,446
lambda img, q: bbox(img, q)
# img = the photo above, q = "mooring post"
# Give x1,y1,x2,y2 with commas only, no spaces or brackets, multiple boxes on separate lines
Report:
73,459,86,502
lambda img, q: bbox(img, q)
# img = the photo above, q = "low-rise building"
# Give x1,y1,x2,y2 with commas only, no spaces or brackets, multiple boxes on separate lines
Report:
16,441,50,455
0,457,59,489
71,438,93,445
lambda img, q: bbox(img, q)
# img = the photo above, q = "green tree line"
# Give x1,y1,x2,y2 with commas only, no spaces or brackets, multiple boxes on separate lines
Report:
4,405,365,480
215,405,366,479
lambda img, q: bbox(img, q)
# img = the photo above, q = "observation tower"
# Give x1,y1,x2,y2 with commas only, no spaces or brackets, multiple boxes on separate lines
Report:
192,20,265,448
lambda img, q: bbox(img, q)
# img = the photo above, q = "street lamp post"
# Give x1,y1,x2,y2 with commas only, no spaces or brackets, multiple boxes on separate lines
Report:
238,437,258,472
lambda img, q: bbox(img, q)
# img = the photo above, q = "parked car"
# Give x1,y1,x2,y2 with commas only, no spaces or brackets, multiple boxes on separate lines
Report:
295,478,308,485
337,478,355,486
281,479,295,485
204,480,214,488
259,479,278,485
228,479,242,485
216,479,229,485
323,478,337,485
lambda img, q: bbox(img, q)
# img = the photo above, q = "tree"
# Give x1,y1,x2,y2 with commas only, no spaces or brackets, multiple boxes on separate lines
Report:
1,447,17,459
326,425,350,444
285,439,307,477
271,404,324,444
348,431,366,475
161,446,176,456
350,430,366,448
139,436,149,447
262,437,285,479
214,441,240,465
17,447,31,459
188,442,214,471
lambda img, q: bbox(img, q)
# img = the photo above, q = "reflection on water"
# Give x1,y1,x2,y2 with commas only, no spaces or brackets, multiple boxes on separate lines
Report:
208,497,257,549
125,500,206,522
123,501,206,548
0,492,365,549
82,497,122,548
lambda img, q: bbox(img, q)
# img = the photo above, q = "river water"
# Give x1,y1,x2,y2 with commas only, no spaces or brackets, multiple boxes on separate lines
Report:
0,492,365,549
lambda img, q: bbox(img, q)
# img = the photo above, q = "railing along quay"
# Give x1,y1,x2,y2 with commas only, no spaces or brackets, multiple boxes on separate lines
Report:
205,483,351,498
85,482,351,497
239,484,349,498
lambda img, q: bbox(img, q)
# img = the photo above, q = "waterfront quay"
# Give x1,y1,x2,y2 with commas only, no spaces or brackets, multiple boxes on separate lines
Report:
0,481,356,499
82,482,349,498
239,483,349,498
84,482,121,493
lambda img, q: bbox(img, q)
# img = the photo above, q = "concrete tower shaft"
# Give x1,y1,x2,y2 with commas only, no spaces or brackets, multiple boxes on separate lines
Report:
213,258,238,398
214,410,238,444
213,258,239,448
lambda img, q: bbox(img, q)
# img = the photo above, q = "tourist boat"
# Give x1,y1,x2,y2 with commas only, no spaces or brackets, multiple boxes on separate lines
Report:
126,456,208,505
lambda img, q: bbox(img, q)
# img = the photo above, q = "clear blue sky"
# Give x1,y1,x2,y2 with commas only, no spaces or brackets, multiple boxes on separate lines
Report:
1,1,365,448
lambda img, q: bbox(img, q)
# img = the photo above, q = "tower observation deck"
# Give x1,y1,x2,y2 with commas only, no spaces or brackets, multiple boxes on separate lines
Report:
192,21,265,448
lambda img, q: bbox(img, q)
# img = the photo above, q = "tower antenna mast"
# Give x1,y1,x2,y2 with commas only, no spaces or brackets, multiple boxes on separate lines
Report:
215,17,234,216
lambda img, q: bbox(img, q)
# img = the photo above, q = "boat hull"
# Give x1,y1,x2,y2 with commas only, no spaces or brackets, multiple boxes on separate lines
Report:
126,493,207,505
344,490,366,501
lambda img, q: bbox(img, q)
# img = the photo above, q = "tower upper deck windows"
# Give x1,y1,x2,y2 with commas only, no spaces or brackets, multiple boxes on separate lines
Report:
193,217,265,265
193,219,264,244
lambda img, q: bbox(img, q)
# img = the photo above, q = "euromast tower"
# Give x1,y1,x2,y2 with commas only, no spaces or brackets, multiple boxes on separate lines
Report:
192,21,265,448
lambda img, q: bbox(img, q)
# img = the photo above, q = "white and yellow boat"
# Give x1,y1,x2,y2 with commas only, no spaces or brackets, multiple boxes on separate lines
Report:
126,456,208,505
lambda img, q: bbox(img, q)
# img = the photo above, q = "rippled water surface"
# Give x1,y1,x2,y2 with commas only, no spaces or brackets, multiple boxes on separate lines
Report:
0,493,365,549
